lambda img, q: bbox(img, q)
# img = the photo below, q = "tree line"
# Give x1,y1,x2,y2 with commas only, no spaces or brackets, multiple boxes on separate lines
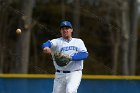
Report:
0,0,140,75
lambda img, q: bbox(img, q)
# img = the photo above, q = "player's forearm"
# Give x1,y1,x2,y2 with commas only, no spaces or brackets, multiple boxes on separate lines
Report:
71,52,88,61
42,40,52,48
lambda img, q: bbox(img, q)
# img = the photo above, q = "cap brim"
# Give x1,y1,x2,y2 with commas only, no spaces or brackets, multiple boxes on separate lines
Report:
60,26,72,28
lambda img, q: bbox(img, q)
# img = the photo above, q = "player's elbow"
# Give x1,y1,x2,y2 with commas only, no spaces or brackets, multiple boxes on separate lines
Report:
83,52,88,60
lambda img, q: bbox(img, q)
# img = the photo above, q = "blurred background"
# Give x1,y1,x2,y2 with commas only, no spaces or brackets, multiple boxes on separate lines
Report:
0,0,140,76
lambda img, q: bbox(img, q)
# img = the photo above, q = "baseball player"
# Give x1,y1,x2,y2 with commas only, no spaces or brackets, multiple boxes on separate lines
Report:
42,20,88,93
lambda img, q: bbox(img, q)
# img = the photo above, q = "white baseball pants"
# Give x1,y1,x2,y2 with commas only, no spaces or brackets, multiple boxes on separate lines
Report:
52,70,82,93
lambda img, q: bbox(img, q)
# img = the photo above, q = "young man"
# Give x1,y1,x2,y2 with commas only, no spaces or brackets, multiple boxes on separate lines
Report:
42,20,88,93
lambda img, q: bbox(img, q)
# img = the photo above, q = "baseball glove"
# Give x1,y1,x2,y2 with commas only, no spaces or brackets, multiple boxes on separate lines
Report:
54,52,71,67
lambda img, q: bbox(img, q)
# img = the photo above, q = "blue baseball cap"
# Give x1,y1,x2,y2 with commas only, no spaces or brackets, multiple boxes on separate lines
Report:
60,21,72,28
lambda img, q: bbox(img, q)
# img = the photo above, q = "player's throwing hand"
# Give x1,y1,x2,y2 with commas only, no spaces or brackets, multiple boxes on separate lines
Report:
43,47,52,54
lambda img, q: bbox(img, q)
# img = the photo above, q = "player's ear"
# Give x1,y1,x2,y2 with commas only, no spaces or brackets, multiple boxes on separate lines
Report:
71,28,73,32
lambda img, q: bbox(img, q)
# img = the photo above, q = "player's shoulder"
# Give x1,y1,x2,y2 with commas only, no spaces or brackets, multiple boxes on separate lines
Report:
51,37,62,41
72,38,83,42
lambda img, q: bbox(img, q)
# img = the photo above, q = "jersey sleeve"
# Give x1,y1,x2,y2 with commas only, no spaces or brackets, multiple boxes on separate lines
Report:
49,38,61,54
78,39,88,52
42,39,58,50
50,39,58,47
71,39,88,61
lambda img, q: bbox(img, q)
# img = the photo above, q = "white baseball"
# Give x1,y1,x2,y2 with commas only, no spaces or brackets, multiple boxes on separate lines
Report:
16,29,21,34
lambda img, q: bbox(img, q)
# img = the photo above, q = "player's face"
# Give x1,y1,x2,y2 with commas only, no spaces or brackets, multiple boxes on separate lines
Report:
60,27,73,39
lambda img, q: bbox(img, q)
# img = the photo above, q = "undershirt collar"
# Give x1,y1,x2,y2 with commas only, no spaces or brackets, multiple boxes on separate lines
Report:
61,37,72,43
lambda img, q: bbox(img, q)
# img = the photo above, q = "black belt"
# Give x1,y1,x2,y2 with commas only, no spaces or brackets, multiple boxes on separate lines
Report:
56,70,80,73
